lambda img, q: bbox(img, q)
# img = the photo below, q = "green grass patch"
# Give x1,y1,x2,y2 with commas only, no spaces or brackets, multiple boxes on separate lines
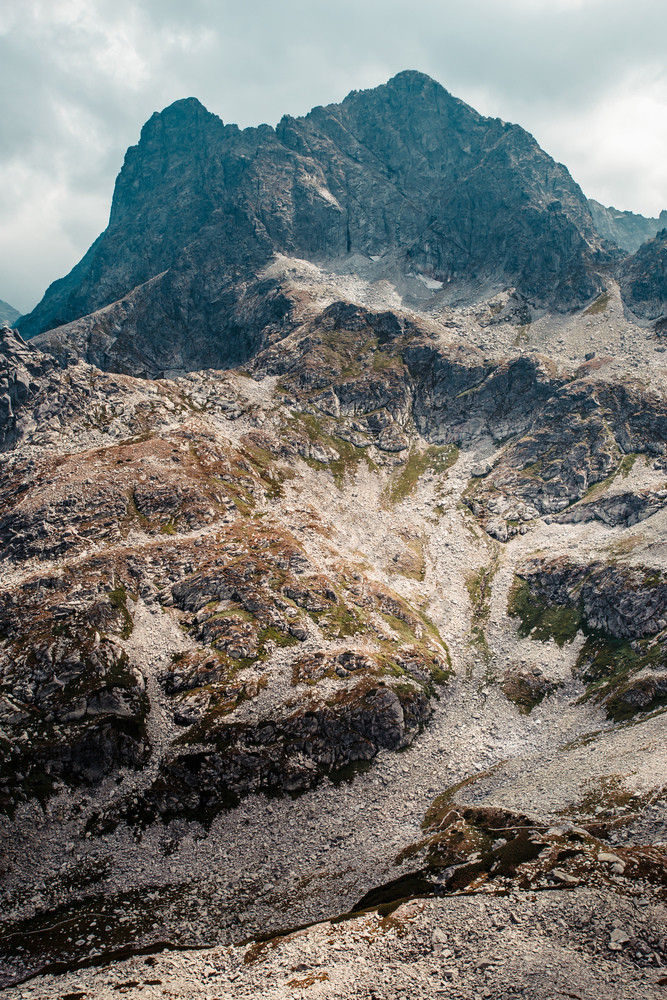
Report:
584,292,610,316
576,633,638,687
388,445,458,504
464,554,499,667
208,607,255,623
313,602,369,639
430,663,453,685
258,626,299,649
507,577,582,647
108,584,134,639
372,349,403,373
620,453,638,477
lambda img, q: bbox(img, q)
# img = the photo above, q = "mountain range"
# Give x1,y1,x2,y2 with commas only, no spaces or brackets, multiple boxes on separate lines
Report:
1,72,667,998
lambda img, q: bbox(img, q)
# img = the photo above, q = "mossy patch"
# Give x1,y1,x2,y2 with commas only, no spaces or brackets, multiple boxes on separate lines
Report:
507,577,582,647
108,584,133,639
464,552,499,664
465,564,495,621
619,452,638,477
387,445,458,504
502,670,558,714
311,601,369,640
584,292,610,316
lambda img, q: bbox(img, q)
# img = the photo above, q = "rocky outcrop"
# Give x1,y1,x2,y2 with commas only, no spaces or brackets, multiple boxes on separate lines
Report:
20,73,618,374
0,301,20,327
117,680,431,827
554,489,667,527
465,378,667,538
0,326,59,449
0,324,185,454
516,558,667,640
589,200,667,253
409,349,566,446
0,578,149,814
620,229,667,320
510,558,667,720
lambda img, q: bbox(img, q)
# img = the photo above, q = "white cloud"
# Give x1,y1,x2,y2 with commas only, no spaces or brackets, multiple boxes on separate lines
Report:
532,68,667,215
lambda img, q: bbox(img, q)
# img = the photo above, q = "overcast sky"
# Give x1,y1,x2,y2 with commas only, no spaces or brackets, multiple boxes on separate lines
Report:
1,0,666,313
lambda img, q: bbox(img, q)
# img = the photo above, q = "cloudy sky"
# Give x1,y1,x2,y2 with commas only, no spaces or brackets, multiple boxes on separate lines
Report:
1,0,666,313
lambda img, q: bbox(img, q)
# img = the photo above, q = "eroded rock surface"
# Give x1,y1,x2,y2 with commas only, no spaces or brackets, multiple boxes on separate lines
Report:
2,72,667,999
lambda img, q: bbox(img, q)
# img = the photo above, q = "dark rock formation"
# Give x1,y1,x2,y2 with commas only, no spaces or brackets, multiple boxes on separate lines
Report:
465,377,667,537
516,558,667,641
589,200,667,253
0,326,58,449
511,558,667,720
554,489,667,527
620,229,667,320
0,580,149,815
0,300,20,327
20,72,618,374
119,680,431,827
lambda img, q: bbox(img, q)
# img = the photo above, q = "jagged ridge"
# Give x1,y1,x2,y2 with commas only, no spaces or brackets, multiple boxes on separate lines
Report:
19,70,621,374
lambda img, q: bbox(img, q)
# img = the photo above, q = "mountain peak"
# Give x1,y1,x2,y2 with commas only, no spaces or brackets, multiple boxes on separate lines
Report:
385,68,442,90
18,71,626,352
342,67,455,111
139,96,222,142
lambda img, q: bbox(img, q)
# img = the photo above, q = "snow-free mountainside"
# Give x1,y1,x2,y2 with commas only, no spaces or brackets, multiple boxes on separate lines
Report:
1,71,667,999
0,300,20,329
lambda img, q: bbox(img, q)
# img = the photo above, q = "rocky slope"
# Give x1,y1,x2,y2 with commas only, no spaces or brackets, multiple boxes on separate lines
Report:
1,72,667,1000
2,267,667,997
620,228,667,321
0,299,20,328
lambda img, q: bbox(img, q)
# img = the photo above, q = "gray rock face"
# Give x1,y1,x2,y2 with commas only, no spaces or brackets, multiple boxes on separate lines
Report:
0,300,20,327
620,228,667,320
513,558,667,720
464,375,667,537
518,557,667,641
554,490,667,527
589,200,667,253
19,72,617,373
0,326,59,449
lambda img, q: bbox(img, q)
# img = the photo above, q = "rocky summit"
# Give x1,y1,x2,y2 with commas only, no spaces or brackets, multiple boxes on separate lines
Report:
1,72,667,1000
